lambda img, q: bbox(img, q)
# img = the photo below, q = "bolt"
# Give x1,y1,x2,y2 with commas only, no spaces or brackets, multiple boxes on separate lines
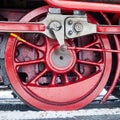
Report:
68,30,73,36
74,23,83,32
68,20,73,25
49,21,62,31
49,8,61,14
60,44,67,51
73,10,85,15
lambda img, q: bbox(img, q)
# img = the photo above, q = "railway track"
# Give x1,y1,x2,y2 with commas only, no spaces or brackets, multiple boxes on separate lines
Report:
0,96,120,120
0,89,120,111
1,89,120,120
0,98,120,111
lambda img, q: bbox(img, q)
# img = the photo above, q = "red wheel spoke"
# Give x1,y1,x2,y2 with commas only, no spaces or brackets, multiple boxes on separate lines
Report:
19,39,46,52
15,58,44,66
11,33,46,52
26,68,48,86
72,68,83,79
50,74,57,86
77,59,101,67
64,74,69,84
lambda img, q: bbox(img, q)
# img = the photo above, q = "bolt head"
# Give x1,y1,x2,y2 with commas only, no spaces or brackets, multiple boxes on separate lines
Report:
49,21,62,31
68,20,73,25
68,30,73,35
74,23,83,32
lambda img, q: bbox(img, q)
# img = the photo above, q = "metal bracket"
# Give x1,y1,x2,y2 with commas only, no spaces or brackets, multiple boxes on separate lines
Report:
42,8,96,47
65,17,96,39
47,20,64,46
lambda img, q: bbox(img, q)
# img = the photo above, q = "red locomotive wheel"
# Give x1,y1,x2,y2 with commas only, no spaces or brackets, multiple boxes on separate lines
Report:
5,6,112,110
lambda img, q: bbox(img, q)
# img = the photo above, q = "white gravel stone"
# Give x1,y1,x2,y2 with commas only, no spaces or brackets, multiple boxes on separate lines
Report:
0,108,120,120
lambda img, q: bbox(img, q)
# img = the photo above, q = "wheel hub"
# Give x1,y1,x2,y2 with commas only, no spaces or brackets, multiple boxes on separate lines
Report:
47,46,76,73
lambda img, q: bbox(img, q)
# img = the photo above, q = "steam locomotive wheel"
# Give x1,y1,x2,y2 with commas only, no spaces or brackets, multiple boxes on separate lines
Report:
5,6,112,110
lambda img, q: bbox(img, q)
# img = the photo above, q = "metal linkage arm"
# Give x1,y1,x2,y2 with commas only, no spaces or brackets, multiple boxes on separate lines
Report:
97,25,120,34
1,22,120,35
1,10,120,47
0,22,45,33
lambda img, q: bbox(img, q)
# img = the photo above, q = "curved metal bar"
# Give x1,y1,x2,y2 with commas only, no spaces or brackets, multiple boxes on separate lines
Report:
101,35,120,104
99,13,120,104
45,0,120,13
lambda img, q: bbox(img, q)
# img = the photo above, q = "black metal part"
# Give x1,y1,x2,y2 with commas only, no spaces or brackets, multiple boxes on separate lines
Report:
0,0,46,9
86,0,120,4
0,33,10,86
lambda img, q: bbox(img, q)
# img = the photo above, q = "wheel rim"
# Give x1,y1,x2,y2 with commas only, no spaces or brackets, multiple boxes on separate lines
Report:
5,6,112,110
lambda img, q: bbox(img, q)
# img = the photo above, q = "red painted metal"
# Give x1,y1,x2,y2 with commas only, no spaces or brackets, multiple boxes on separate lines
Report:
0,22,45,32
68,47,120,53
111,14,120,24
45,0,120,13
99,13,120,103
2,21,120,34
97,25,120,34
5,6,112,110
101,35,120,103
0,0,119,111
